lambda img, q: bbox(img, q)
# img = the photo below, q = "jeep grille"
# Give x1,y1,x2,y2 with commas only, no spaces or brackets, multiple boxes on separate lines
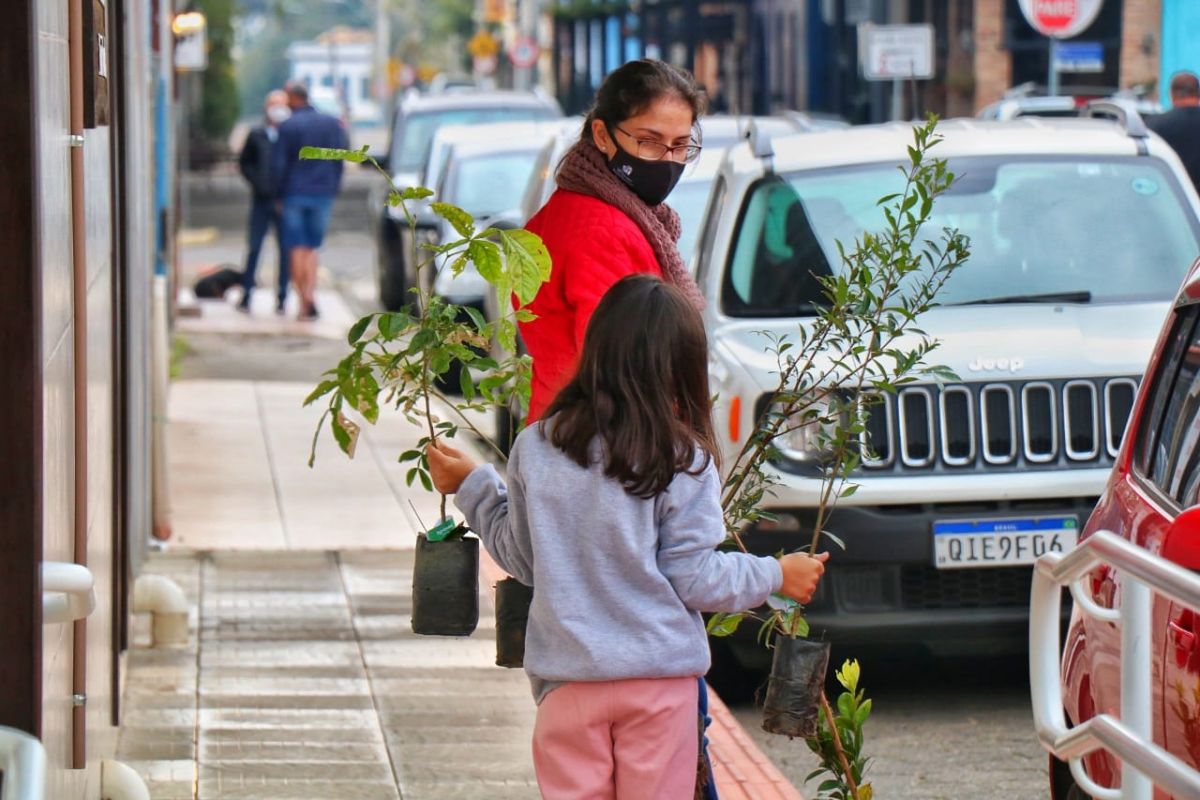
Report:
860,377,1139,473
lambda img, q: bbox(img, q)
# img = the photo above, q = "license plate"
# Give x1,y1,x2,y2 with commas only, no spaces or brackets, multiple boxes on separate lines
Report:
933,516,1078,569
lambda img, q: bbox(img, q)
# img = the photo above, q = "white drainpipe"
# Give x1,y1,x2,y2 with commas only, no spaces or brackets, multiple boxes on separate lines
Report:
100,759,150,800
0,726,45,800
41,562,96,625
131,574,188,646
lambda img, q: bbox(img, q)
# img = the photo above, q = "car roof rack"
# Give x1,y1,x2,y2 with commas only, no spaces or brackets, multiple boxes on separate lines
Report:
1082,99,1150,153
746,118,774,170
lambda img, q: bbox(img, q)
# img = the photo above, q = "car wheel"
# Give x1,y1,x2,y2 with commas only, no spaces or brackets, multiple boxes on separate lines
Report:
495,399,520,457
378,218,410,312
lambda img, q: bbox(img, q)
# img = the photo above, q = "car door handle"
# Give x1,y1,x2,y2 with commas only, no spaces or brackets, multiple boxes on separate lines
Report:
1170,620,1197,652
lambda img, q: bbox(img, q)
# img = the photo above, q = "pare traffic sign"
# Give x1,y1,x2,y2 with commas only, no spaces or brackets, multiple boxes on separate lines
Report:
1017,0,1104,39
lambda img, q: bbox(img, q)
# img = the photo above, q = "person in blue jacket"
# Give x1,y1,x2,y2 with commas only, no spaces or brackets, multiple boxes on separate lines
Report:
272,81,348,321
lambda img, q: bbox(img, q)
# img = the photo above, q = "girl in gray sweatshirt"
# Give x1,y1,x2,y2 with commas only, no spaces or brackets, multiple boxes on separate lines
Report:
429,274,826,798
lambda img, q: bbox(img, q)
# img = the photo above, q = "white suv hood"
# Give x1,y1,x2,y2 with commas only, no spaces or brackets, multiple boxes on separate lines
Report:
713,301,1167,393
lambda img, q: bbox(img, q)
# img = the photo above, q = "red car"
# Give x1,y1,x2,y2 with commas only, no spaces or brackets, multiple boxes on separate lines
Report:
1055,255,1200,798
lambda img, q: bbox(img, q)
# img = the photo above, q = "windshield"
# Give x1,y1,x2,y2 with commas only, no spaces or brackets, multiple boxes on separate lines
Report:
670,178,715,266
447,152,539,218
392,107,557,173
724,156,1200,316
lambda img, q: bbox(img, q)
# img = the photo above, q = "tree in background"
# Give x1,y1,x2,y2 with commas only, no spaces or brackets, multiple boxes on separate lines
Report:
192,0,239,158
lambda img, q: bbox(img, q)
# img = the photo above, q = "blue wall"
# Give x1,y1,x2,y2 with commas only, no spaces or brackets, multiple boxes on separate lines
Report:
1161,0,1200,106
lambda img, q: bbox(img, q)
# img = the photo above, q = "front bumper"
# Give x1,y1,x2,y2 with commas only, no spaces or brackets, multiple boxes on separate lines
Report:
722,495,1093,660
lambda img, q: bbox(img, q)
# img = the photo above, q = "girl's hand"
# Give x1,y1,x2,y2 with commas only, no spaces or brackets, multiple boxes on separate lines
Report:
777,552,830,605
426,440,479,495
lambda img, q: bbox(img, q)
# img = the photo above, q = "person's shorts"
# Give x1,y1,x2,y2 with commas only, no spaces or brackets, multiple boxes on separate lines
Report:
281,194,334,249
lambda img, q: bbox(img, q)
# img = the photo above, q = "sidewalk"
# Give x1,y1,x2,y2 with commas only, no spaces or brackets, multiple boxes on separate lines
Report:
117,297,801,798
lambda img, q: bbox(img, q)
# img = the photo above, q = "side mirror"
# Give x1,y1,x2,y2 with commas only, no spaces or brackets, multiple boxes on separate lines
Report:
481,210,524,232
1162,506,1200,571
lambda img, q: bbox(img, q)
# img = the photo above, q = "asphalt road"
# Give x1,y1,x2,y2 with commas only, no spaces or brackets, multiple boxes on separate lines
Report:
179,220,1053,799
727,649,1049,799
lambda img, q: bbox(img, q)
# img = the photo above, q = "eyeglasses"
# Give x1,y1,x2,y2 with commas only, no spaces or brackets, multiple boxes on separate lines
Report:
612,125,702,163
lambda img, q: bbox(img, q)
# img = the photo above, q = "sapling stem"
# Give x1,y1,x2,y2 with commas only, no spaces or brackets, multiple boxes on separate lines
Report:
820,691,862,800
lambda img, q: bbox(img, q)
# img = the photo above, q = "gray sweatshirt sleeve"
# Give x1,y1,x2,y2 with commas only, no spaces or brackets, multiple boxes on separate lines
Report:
656,461,783,613
453,458,535,586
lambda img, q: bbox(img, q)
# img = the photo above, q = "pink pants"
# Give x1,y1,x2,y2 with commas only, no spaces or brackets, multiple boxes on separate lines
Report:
532,676,699,800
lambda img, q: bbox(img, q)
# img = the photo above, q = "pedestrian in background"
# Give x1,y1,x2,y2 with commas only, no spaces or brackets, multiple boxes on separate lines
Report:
1149,71,1200,194
236,89,291,314
427,275,828,799
272,81,348,321
520,59,708,422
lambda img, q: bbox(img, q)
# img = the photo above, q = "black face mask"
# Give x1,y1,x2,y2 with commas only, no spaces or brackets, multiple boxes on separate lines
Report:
607,140,685,206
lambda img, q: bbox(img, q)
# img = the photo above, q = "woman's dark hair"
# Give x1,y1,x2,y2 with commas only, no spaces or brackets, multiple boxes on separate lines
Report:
581,59,707,145
542,274,718,498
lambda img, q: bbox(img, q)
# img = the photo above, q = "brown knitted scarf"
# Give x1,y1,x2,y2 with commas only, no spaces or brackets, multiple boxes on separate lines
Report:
556,140,706,310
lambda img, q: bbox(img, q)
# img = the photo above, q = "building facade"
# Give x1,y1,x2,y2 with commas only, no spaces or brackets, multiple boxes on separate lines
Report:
287,27,382,125
548,0,1183,121
1,0,167,795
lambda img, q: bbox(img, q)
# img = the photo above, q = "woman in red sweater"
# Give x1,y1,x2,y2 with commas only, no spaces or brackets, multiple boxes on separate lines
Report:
522,59,707,421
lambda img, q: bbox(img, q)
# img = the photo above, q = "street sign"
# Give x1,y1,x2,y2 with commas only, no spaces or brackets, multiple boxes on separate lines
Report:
467,30,500,59
1053,41,1104,73
173,11,207,72
861,24,934,81
473,54,498,76
1017,0,1104,39
510,37,539,69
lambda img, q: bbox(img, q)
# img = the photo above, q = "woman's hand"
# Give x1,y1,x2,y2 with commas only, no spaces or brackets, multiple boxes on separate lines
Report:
777,552,830,605
426,440,479,495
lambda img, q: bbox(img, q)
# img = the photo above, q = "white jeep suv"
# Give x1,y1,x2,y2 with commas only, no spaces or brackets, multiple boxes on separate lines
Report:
696,112,1200,666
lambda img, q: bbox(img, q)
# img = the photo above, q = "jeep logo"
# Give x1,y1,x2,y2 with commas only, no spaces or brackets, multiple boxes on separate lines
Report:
968,356,1025,373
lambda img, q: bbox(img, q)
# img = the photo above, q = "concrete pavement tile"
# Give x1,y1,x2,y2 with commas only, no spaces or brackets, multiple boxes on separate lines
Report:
197,707,380,728
198,692,375,710
200,761,393,782
177,287,356,342
198,781,400,800
398,782,538,800
203,727,383,745
201,740,390,763
358,637,497,669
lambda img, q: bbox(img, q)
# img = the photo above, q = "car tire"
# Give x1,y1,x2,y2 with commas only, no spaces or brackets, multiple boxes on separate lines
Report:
496,400,518,457
378,217,410,312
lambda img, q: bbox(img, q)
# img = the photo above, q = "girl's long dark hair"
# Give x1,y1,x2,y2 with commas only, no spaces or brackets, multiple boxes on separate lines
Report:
543,274,719,498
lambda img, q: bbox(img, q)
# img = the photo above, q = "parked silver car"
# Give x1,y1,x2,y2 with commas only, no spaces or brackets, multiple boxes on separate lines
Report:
696,114,1200,668
371,90,562,310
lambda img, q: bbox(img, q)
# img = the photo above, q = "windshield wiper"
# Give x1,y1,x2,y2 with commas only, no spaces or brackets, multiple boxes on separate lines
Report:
952,290,1092,306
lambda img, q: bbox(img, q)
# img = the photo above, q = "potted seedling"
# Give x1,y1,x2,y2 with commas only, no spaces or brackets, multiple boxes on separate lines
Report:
300,144,551,639
707,116,970,799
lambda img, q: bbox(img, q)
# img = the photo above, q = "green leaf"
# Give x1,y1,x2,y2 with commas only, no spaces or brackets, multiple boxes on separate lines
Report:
431,202,475,238
447,252,470,276
400,186,434,200
855,698,872,726
405,467,419,487
497,318,517,354
300,145,368,163
304,379,339,406
499,229,552,305
514,308,536,322
418,469,433,492
468,239,502,284
347,315,373,345
459,367,476,400
705,612,744,637
398,449,422,463
463,305,487,332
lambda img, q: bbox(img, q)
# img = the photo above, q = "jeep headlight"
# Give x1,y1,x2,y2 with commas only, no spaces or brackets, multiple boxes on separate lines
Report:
771,400,838,464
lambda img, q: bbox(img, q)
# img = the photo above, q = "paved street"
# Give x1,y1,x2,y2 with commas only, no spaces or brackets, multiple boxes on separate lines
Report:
171,228,1054,799
730,651,1048,799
